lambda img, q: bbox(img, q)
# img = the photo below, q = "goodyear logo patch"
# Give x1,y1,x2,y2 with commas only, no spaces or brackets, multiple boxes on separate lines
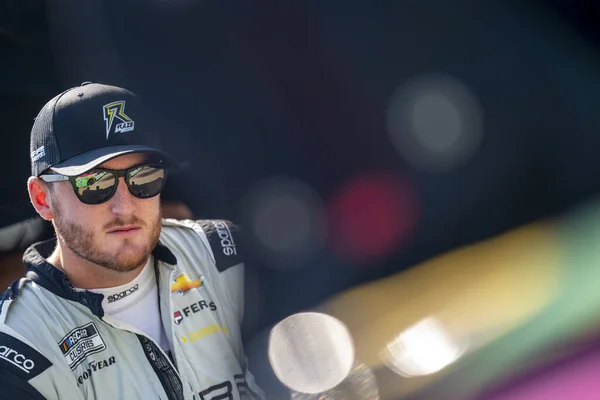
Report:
58,323,106,370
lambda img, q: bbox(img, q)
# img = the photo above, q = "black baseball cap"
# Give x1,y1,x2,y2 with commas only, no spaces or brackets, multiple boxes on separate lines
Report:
30,82,178,177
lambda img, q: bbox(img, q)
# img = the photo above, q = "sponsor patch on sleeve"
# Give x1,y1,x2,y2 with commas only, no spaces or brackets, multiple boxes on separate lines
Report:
0,332,52,380
58,322,106,370
199,220,244,273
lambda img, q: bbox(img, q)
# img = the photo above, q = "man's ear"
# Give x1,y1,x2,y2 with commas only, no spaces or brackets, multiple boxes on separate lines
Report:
28,177,55,221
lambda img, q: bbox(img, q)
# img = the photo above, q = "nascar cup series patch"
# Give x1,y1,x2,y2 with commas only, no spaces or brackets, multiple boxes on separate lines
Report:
58,322,106,370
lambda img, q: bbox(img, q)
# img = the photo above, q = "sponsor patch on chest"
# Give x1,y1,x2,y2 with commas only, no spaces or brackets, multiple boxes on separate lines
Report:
76,356,117,386
58,322,106,370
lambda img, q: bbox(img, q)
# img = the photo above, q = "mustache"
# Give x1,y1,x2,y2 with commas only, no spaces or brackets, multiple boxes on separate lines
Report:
104,216,146,231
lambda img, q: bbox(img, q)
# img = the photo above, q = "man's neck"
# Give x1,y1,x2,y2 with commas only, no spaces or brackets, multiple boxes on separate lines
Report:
48,242,146,289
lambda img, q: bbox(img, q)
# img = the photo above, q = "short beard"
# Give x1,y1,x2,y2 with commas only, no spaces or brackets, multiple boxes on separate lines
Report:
51,199,162,273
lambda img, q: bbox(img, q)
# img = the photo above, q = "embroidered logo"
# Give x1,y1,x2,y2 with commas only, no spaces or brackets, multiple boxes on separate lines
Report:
58,323,106,370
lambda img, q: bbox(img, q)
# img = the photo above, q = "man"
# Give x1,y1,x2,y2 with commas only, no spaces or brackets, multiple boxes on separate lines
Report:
0,82,264,400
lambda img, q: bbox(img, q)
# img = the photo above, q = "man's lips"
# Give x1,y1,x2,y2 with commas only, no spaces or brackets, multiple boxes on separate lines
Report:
107,225,141,234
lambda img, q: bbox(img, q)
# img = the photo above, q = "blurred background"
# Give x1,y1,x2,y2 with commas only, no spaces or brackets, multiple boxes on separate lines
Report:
2,0,600,399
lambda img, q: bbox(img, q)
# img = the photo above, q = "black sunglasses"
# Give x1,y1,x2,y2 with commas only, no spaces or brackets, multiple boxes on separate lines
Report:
40,164,167,205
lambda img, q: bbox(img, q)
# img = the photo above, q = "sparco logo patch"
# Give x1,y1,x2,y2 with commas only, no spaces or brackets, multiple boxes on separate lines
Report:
107,284,139,303
0,332,52,379
58,323,106,370
213,220,237,256
200,220,244,273
0,346,35,373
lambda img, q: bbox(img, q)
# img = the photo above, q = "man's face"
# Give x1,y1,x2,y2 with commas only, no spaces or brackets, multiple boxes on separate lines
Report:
48,153,162,273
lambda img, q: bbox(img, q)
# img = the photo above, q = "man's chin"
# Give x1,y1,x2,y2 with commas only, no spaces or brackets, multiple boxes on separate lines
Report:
108,243,151,266
110,253,149,272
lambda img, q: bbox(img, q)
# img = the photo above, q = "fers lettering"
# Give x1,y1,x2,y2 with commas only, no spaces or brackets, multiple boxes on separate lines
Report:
173,300,217,325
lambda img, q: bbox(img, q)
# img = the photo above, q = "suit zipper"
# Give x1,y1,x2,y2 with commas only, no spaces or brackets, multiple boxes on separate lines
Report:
102,317,184,400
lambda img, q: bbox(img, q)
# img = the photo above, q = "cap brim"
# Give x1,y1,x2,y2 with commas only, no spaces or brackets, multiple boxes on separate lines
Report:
49,145,179,176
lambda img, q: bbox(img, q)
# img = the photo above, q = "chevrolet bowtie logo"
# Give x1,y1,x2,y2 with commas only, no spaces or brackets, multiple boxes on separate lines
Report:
171,273,202,294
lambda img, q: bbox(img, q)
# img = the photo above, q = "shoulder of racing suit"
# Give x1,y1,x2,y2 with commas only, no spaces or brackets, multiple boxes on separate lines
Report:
161,218,244,273
159,218,247,327
0,218,253,400
0,304,53,399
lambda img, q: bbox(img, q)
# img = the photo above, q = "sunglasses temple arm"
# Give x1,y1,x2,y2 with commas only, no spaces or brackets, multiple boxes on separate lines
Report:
39,174,70,182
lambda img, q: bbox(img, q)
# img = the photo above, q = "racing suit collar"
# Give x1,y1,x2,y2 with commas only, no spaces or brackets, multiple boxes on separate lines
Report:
21,238,178,318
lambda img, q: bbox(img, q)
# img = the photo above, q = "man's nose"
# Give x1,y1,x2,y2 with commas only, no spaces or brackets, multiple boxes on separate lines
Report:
109,178,136,215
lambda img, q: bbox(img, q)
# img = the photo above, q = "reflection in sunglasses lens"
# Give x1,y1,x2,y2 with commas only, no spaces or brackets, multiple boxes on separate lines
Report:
74,165,165,204
127,166,165,198
76,171,116,204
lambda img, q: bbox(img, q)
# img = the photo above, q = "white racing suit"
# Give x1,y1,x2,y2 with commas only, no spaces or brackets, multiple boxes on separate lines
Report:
0,219,265,400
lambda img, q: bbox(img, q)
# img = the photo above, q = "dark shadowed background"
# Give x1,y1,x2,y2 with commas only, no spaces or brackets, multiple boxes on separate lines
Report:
2,1,600,398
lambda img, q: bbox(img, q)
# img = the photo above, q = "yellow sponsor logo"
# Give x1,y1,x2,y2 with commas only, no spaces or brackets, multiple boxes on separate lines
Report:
181,324,229,343
171,273,202,294
103,101,134,138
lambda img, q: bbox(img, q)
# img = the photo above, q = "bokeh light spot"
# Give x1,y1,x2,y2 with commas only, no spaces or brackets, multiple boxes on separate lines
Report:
268,312,355,394
254,194,313,252
241,176,326,270
386,73,484,173
291,362,379,400
327,171,418,263
380,317,467,378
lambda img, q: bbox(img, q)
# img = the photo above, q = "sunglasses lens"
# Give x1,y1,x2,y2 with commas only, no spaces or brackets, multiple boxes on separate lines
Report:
74,171,117,204
126,165,165,199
